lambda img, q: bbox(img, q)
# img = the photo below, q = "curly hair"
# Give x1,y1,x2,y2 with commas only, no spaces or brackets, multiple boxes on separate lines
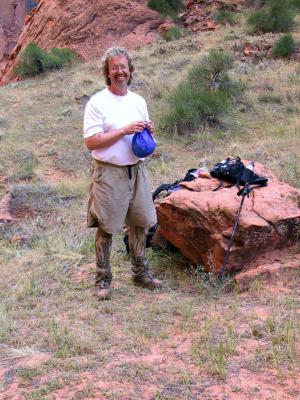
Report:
102,46,135,86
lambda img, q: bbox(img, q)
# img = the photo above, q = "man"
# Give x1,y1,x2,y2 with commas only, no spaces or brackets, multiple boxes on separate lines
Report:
83,46,162,300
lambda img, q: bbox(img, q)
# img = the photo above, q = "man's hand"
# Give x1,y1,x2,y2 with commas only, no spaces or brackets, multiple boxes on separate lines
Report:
123,121,145,135
145,120,155,135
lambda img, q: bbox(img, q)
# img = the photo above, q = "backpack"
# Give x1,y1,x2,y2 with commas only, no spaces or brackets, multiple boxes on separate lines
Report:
210,157,268,190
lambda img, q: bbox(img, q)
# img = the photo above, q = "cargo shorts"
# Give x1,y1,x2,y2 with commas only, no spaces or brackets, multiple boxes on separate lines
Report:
87,160,157,234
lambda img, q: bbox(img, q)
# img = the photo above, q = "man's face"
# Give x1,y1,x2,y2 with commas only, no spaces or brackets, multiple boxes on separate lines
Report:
107,55,130,88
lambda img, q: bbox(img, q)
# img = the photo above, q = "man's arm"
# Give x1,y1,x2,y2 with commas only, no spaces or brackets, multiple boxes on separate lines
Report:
84,121,146,150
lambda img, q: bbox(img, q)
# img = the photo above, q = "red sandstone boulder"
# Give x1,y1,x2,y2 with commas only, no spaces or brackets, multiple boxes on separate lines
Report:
156,162,300,274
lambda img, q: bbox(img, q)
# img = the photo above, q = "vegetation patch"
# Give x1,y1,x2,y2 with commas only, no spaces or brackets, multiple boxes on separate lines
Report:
247,0,299,33
162,50,244,134
213,9,236,25
9,184,62,218
164,26,184,42
147,0,184,19
272,34,296,58
15,42,78,78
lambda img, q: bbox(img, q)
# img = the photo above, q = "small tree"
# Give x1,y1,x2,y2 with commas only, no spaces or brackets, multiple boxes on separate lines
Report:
272,34,296,58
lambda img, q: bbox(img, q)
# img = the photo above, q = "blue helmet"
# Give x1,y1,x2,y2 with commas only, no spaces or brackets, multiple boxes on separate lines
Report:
132,127,156,158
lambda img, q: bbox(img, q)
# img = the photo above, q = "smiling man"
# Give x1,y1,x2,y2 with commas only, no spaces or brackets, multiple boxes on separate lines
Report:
83,46,162,300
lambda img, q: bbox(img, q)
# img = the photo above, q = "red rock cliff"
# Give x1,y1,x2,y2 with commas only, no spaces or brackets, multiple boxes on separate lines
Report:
0,0,162,84
0,0,32,71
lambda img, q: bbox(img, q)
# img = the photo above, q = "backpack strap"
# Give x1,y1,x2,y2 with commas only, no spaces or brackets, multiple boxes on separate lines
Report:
213,181,224,191
152,184,173,200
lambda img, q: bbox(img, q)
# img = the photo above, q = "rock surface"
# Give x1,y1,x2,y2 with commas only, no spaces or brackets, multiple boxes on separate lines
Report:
156,162,300,274
0,0,162,84
235,249,300,291
0,0,37,72
181,0,245,33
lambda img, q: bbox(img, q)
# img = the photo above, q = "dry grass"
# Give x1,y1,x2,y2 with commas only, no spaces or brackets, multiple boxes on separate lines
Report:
0,12,300,400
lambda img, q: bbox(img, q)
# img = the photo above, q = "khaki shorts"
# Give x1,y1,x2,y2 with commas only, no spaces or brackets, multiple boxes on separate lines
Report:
87,160,157,234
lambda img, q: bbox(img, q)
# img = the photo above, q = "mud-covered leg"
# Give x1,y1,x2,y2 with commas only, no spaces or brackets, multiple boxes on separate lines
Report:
95,227,113,300
129,226,162,290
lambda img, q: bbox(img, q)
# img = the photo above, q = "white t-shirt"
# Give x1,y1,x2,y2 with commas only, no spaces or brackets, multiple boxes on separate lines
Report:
83,88,149,166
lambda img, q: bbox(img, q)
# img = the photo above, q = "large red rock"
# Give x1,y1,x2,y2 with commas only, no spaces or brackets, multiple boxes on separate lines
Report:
156,163,300,274
0,0,31,62
0,0,162,84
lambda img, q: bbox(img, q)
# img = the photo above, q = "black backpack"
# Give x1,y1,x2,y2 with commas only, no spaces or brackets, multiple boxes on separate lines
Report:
210,157,268,190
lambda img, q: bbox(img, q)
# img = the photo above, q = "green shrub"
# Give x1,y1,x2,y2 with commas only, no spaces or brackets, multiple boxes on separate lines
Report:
15,43,46,77
148,0,184,19
15,42,78,78
272,34,296,58
164,26,183,41
247,0,296,33
213,10,236,25
163,50,243,134
50,48,78,68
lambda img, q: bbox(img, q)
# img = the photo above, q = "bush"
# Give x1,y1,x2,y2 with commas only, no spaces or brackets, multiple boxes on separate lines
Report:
164,26,183,41
213,10,236,25
272,34,296,58
163,50,243,134
247,0,296,33
147,0,184,19
15,43,78,78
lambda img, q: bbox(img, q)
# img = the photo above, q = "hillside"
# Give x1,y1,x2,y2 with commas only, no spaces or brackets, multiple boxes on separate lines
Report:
0,7,300,400
0,0,163,85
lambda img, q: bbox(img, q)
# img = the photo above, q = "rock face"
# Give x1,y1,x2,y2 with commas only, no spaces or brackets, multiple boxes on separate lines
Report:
156,163,300,274
0,0,37,71
181,0,245,33
0,0,162,84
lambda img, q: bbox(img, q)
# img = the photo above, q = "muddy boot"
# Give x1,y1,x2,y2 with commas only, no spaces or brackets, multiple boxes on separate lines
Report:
131,256,162,290
95,279,112,300
95,262,113,300
95,228,113,300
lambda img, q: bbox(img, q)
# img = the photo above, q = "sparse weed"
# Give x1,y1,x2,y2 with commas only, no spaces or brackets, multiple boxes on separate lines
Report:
178,301,195,332
14,274,40,300
47,319,94,358
17,367,42,381
258,94,282,104
251,306,300,378
164,26,184,42
0,308,16,341
191,318,237,379
24,379,63,400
